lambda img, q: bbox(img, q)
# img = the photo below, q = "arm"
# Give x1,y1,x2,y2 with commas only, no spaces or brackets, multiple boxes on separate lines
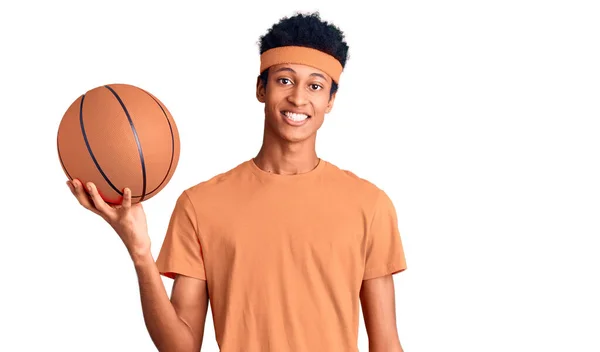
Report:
360,275,404,352
360,189,407,351
67,180,208,351
134,253,209,352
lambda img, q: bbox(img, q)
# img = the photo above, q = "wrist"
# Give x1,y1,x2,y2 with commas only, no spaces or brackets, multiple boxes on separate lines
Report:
124,238,151,262
131,250,154,268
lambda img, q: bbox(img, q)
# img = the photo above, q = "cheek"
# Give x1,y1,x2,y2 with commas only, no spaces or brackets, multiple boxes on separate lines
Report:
265,91,283,109
314,96,331,114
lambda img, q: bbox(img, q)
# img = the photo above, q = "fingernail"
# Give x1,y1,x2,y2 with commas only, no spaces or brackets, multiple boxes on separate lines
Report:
87,184,92,192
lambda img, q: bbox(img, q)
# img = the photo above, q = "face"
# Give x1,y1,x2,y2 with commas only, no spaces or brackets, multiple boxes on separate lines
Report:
256,63,336,144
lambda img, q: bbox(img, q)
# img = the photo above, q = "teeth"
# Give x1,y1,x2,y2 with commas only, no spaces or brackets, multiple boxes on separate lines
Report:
284,111,308,121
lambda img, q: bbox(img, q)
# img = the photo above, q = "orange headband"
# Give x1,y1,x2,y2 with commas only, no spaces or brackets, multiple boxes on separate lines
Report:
259,46,343,83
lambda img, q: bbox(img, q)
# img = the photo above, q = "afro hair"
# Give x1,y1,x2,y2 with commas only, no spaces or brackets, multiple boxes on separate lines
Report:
258,12,349,96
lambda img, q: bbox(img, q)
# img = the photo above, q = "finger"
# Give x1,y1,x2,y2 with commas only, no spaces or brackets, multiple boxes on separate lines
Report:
121,188,132,209
71,179,100,214
86,182,115,218
66,180,75,194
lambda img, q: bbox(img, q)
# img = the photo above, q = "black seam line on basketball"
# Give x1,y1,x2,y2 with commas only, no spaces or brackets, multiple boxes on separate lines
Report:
57,132,73,181
79,93,123,196
104,85,147,201
140,88,175,196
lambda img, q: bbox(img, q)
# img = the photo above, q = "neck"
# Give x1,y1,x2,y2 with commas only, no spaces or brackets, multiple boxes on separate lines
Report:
254,130,319,175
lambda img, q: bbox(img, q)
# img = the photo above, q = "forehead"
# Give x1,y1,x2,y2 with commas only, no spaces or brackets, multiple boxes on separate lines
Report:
269,63,331,82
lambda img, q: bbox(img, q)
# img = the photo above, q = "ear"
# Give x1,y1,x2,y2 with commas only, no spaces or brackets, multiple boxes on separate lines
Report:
256,75,266,103
325,91,337,114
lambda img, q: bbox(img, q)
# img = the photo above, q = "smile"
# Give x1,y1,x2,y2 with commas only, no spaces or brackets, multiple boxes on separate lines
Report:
282,111,311,126
283,111,309,121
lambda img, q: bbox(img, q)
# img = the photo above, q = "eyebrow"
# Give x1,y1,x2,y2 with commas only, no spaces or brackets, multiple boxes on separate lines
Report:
273,67,328,81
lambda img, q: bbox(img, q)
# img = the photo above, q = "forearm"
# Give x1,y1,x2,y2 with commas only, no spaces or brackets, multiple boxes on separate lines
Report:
369,343,403,352
368,335,404,352
133,252,195,352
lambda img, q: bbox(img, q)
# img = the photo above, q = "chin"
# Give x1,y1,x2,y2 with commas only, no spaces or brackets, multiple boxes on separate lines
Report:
277,130,315,144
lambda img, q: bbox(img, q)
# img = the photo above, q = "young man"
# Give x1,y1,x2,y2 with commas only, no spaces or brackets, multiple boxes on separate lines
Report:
67,12,407,352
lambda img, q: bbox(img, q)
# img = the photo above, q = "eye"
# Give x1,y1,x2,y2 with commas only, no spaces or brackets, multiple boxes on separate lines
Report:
310,84,323,91
278,78,293,85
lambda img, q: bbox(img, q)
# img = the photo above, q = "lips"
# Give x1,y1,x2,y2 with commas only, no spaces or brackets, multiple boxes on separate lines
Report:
281,110,311,126
283,111,310,121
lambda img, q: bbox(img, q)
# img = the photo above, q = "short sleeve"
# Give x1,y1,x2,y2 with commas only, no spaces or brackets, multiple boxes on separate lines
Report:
155,191,206,280
363,189,407,280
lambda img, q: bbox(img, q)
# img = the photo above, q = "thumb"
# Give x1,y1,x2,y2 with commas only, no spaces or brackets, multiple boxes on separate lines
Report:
121,188,132,209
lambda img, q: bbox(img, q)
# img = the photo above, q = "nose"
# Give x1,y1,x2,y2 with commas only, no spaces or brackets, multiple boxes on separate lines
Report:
287,85,308,106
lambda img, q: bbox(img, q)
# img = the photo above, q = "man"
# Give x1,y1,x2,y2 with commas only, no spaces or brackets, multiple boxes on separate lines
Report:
67,12,407,352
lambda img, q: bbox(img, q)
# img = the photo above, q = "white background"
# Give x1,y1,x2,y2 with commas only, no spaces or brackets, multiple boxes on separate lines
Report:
1,0,599,351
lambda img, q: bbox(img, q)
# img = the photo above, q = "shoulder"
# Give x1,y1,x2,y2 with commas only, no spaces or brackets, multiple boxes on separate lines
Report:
180,159,251,203
325,161,399,223
323,160,387,204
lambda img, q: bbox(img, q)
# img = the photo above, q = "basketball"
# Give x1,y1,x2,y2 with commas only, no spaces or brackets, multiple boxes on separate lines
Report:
57,83,180,204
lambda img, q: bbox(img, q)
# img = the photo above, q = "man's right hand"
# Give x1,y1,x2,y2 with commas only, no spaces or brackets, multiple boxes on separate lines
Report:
67,179,152,261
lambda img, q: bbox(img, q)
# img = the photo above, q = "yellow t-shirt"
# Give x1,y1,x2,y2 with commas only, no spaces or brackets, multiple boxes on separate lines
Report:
156,159,407,351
